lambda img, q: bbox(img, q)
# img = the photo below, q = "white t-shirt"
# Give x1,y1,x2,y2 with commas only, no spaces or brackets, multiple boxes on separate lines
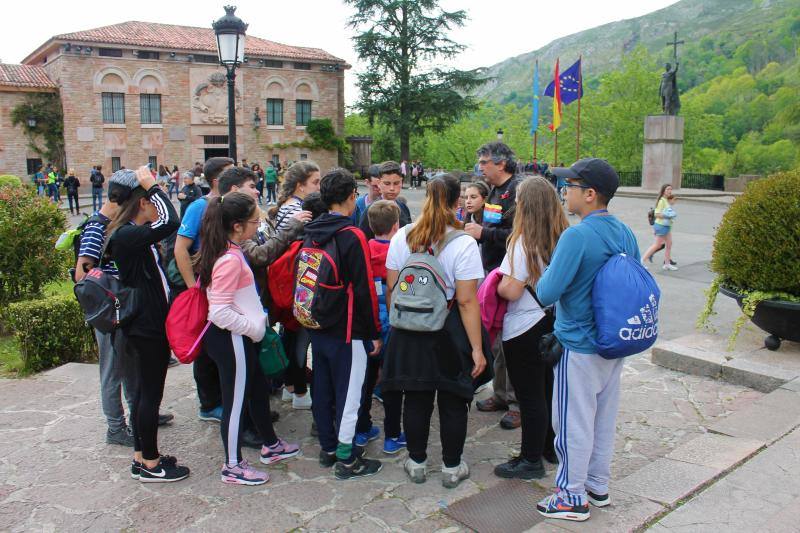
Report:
499,239,545,341
386,225,484,300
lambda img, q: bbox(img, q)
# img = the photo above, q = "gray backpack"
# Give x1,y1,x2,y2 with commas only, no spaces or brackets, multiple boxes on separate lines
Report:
389,229,468,332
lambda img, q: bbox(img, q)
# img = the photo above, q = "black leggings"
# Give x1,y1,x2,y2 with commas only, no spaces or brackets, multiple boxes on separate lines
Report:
67,191,79,213
402,389,469,468
205,324,277,466
356,355,402,437
502,317,556,462
127,334,170,460
282,327,310,395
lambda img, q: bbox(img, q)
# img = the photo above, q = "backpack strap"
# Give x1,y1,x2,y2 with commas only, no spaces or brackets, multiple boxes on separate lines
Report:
431,229,468,257
581,219,625,255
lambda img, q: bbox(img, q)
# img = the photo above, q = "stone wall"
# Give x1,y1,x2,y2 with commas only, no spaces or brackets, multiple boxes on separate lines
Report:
0,90,50,178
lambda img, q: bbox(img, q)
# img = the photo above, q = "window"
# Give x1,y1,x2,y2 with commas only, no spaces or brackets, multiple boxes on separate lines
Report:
102,92,125,124
266,98,284,126
296,100,311,126
26,158,43,175
148,156,158,169
294,62,312,70
203,135,229,145
137,51,160,60
111,157,121,172
195,54,219,64
300,153,308,161
140,94,162,124
99,48,123,57
264,59,283,68
271,154,280,167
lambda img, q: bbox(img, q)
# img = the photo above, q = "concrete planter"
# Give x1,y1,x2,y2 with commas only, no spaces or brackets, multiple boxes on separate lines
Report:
721,285,800,350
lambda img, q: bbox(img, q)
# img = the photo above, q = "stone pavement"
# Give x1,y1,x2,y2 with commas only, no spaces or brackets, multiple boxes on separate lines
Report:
0,352,760,532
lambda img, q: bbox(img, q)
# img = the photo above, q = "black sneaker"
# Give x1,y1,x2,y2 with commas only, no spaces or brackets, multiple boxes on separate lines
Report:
158,412,174,426
139,459,190,483
271,411,280,423
334,456,382,480
107,427,135,447
131,455,177,479
494,456,545,480
241,428,263,450
319,450,337,468
543,450,559,465
586,490,610,507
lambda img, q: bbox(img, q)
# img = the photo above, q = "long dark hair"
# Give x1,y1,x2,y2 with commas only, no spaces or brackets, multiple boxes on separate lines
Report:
406,173,461,252
269,161,320,219
194,192,256,287
106,187,149,236
655,183,671,207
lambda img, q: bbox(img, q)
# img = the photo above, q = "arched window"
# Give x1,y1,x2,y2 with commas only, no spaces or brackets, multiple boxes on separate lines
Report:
295,83,313,127
266,81,284,126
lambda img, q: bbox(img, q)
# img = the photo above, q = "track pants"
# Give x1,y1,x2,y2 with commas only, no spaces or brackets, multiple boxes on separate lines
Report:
552,349,624,505
127,334,170,460
309,331,368,462
95,329,137,432
403,390,469,468
205,324,277,466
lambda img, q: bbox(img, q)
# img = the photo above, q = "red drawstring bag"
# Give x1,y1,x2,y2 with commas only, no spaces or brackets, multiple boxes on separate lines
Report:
166,283,210,364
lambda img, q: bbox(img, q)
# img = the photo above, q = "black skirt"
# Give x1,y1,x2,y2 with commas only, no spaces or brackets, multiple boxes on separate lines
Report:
381,306,493,400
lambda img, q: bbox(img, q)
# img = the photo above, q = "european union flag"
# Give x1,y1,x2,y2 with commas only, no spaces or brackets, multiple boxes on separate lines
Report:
544,58,583,105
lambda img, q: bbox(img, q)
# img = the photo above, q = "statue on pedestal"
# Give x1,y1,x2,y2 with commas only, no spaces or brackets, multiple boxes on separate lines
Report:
660,31,684,116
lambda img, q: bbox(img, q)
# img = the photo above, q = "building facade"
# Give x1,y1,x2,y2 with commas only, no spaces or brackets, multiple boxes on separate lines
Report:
0,21,347,188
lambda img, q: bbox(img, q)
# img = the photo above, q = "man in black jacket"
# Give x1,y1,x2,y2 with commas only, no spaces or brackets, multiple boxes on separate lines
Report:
464,141,522,429
302,168,383,480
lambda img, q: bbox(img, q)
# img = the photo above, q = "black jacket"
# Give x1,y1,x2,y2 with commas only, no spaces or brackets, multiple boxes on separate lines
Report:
303,213,381,342
90,171,105,188
108,187,179,338
64,175,80,193
358,198,411,240
479,175,522,271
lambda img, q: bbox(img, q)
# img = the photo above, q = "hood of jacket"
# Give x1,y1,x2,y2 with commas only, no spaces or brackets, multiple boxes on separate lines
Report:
303,212,353,246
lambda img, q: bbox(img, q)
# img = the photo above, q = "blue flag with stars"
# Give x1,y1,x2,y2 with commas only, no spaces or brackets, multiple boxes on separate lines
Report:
544,58,583,105
530,62,540,135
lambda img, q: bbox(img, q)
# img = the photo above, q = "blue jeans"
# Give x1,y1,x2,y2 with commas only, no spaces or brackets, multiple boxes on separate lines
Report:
168,181,179,200
92,187,104,211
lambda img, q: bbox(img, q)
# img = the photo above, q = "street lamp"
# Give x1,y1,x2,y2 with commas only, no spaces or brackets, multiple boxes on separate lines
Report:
212,5,248,163
252,108,261,130
496,128,504,140
27,116,37,129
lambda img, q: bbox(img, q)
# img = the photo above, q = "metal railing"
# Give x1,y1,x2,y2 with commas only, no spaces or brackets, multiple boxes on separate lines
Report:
616,171,724,190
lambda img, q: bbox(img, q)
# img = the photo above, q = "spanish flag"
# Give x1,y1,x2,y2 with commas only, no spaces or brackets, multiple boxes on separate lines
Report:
549,58,562,131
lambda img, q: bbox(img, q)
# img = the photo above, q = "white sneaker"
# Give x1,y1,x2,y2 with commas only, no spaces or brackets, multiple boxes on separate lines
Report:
404,457,427,484
281,388,293,402
662,263,678,271
292,393,312,410
441,461,470,488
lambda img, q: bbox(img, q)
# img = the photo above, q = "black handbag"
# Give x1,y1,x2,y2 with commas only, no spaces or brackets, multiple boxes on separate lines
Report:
526,286,563,365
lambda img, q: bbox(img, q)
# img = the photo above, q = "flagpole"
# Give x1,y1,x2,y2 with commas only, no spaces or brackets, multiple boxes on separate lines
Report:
534,131,538,160
576,55,582,161
554,130,558,164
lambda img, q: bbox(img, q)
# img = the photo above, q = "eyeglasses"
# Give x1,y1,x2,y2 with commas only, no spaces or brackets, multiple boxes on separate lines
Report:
246,218,260,225
564,181,590,190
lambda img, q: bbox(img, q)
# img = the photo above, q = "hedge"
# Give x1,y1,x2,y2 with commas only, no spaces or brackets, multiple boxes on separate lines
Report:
2,294,96,373
0,175,22,187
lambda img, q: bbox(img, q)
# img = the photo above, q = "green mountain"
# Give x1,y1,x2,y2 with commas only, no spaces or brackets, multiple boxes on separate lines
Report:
477,0,798,104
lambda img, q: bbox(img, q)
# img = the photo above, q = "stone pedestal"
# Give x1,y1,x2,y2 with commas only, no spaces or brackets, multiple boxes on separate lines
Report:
346,136,373,178
642,115,684,190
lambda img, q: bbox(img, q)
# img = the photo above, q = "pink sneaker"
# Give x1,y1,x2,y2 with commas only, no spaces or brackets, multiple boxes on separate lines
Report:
260,438,300,465
221,460,269,485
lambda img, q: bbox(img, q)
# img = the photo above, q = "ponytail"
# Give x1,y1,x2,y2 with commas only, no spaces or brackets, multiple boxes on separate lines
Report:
194,192,256,286
406,174,461,252
268,160,320,219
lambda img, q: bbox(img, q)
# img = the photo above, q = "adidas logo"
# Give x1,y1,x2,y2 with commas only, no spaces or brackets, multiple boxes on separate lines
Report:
627,316,641,325
619,299,659,342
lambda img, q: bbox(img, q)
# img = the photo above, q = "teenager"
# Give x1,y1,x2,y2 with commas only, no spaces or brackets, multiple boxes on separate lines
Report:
494,177,567,480
91,165,105,212
195,192,299,485
64,169,81,216
358,161,412,240
642,184,678,270
535,158,639,521
350,164,382,227
383,173,486,488
174,157,235,423
466,142,522,429
272,161,321,232
463,181,489,224
105,166,188,482
264,162,278,205
303,168,384,479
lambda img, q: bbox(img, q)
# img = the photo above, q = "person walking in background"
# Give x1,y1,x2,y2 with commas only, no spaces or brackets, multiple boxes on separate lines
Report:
168,165,180,200
642,184,678,270
91,165,105,212
177,172,202,218
64,169,81,215
264,162,278,205
251,163,264,205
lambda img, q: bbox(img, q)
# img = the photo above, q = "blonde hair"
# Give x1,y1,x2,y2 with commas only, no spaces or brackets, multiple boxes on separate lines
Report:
507,177,569,285
406,174,461,252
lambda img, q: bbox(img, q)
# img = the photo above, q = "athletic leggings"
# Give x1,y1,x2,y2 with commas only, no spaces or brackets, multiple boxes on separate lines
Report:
401,389,470,468
282,327,310,395
127,334,170,460
205,323,277,466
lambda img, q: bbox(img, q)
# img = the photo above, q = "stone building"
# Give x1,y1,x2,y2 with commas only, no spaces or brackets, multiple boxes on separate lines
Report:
0,21,347,188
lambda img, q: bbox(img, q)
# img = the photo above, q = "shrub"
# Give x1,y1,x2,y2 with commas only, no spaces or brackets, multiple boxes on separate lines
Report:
0,175,22,187
0,185,69,305
2,294,96,373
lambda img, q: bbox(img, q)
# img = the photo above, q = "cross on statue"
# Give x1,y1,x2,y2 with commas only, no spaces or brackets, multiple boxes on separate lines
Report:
666,31,684,60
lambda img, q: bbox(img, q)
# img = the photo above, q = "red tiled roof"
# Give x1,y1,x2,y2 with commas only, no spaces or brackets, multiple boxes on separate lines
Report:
51,21,344,63
0,64,57,89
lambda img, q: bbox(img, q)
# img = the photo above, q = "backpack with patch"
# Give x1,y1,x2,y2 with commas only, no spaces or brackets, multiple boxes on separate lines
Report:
587,224,661,358
73,267,140,334
389,229,467,332
267,240,303,331
292,228,356,330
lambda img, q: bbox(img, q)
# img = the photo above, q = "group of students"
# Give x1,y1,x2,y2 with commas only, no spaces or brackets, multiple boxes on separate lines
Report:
75,141,642,523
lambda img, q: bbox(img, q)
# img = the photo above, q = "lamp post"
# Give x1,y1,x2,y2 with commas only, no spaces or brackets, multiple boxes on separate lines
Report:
252,108,261,130
496,128,504,141
212,5,248,163
27,116,37,129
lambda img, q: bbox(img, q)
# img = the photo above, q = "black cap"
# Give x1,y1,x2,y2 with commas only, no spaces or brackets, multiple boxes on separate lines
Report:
551,158,620,199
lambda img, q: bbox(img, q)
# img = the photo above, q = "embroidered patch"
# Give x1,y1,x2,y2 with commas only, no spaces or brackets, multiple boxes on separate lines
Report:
483,202,502,224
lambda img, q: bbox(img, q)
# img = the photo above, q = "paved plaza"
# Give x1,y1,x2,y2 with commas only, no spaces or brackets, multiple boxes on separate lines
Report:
3,189,794,531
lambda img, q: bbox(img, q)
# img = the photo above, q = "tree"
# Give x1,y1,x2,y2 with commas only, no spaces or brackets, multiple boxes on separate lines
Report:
345,0,485,166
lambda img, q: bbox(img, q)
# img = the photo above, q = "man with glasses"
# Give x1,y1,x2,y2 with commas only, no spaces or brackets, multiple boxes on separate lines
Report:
465,142,523,430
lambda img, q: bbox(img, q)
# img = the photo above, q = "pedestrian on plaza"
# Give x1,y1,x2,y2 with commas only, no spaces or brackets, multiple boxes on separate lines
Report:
264,161,278,205
534,158,639,521
90,165,105,211
465,142,522,429
64,169,81,215
493,177,567,481
157,165,170,189
33,166,45,196
105,166,188,483
46,166,58,203
642,184,678,270
358,161,412,240
196,191,300,485
272,161,321,233
382,173,486,488
463,181,489,224
177,172,202,218
411,161,419,189
168,165,180,200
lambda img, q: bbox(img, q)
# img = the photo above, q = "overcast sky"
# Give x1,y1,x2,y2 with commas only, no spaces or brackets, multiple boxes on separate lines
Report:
3,0,678,105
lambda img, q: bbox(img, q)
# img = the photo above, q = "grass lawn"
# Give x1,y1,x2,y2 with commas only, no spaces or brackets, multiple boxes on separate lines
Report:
0,278,76,377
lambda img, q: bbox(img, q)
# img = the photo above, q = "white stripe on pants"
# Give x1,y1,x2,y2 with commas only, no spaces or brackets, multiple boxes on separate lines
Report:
228,333,248,466
338,340,368,446
552,349,624,505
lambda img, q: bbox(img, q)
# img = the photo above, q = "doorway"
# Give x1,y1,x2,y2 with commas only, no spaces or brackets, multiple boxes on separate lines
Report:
204,148,229,160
